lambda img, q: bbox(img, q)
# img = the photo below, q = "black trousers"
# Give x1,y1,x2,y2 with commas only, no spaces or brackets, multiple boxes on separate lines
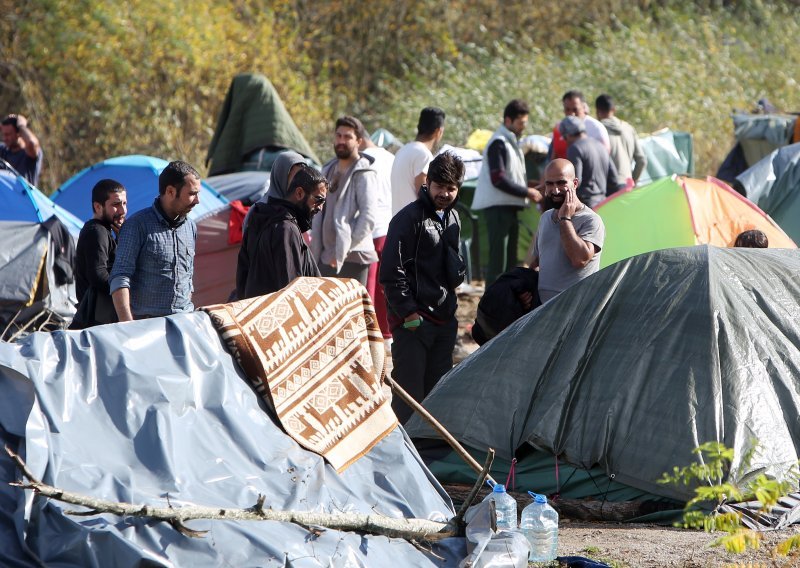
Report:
390,317,458,424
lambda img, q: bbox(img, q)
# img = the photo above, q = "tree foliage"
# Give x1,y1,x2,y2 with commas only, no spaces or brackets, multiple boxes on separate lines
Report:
1,0,330,190
660,441,800,557
1,1,798,192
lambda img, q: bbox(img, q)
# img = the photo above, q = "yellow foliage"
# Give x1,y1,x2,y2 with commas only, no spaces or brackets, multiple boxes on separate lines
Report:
2,0,331,190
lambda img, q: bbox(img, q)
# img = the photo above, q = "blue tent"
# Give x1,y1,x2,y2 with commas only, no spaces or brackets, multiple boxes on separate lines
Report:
0,171,83,237
53,155,228,222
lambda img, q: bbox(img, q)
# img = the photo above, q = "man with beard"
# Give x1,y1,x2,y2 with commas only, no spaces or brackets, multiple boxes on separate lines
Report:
110,160,201,321
380,151,466,423
70,179,127,328
312,116,378,286
548,90,610,161
236,165,327,299
525,158,605,303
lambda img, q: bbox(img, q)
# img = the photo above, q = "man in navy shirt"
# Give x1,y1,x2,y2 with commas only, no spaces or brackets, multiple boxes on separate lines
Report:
0,114,43,186
110,161,200,321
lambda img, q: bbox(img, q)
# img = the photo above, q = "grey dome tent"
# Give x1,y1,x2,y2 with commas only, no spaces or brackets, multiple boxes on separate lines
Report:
735,142,800,245
407,246,800,504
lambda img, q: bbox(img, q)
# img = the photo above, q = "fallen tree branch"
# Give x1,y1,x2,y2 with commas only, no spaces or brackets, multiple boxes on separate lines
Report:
5,445,458,541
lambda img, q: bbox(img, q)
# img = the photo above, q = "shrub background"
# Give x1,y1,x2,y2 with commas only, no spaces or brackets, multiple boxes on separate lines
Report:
2,0,798,191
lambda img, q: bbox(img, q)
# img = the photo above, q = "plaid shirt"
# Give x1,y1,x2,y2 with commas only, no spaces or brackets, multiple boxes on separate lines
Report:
109,200,196,316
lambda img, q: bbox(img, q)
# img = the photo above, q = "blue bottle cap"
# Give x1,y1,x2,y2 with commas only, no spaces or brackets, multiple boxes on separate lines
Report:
492,484,506,493
527,491,547,503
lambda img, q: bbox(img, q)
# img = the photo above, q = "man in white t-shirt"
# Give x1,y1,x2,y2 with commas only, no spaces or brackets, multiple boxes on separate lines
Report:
390,107,445,215
360,130,395,340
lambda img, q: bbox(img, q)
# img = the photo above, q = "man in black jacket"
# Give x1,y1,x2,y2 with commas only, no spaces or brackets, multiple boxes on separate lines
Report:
236,165,328,299
71,179,127,328
380,151,466,423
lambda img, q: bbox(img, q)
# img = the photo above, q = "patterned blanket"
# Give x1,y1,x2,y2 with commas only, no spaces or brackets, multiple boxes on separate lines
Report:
201,277,396,472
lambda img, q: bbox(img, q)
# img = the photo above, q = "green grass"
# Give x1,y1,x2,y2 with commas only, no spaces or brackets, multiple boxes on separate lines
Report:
371,3,800,178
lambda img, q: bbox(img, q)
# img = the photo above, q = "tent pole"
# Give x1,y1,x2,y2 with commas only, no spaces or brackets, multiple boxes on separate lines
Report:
385,376,497,486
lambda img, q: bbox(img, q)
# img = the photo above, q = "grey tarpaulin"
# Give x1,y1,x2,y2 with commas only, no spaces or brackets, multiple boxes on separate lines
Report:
736,142,800,244
0,311,526,566
206,171,271,205
407,246,800,504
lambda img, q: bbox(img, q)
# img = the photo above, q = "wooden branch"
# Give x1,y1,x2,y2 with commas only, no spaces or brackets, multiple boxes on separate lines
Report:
5,445,458,541
455,449,495,524
385,376,497,486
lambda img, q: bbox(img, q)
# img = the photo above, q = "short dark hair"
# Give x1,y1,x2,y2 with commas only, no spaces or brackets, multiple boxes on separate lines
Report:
159,160,200,195
427,151,465,188
417,107,446,137
1,116,19,130
504,99,530,121
734,229,769,248
595,94,615,114
289,164,329,195
335,116,365,138
562,90,585,103
91,179,125,206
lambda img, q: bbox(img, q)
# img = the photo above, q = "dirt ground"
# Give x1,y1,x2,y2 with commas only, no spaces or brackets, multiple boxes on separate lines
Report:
394,286,800,568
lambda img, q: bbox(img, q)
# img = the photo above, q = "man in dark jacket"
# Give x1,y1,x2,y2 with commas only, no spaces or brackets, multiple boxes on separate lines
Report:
236,165,327,299
380,151,466,423
71,179,127,328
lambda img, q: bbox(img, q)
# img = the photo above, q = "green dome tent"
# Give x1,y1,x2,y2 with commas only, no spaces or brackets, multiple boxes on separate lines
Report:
407,246,800,504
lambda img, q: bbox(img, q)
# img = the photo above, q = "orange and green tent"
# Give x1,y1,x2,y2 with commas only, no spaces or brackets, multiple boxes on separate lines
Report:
595,175,796,268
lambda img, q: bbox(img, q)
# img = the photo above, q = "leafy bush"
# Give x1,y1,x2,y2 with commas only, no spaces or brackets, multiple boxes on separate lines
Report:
660,441,800,556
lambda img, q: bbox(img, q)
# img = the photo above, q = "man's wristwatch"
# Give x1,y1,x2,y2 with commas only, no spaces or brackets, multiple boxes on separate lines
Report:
559,216,573,222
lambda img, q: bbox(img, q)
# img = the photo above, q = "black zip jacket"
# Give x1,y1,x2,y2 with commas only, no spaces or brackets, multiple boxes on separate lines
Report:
236,198,319,300
380,186,465,327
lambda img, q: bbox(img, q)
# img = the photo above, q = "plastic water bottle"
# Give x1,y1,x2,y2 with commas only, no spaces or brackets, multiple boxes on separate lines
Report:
520,491,559,562
482,484,517,530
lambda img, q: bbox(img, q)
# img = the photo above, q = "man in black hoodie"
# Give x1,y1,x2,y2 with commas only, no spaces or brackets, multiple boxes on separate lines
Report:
236,165,328,299
380,151,466,423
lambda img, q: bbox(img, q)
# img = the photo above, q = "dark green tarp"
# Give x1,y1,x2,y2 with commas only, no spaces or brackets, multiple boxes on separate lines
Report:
407,246,800,503
206,73,319,175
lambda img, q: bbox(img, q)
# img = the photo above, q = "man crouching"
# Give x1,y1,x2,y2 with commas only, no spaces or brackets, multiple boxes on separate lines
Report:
380,151,466,423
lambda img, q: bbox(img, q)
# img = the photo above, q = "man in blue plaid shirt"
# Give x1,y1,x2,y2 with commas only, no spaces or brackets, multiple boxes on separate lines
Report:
110,161,201,321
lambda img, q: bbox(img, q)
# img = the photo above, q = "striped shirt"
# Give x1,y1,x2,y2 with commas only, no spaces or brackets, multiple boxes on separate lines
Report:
109,199,196,317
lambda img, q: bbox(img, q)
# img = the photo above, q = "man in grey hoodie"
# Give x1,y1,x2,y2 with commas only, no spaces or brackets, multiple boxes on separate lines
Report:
595,94,647,186
312,116,378,285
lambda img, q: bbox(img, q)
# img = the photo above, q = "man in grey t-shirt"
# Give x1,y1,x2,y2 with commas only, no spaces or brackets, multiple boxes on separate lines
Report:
525,158,605,303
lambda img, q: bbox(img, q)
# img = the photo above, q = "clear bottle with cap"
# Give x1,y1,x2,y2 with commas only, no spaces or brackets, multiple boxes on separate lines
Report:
481,483,518,531
520,491,559,562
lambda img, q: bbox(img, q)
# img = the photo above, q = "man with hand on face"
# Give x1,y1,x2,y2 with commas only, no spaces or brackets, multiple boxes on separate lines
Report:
380,151,466,423
236,165,328,299
71,179,127,328
312,116,378,286
110,160,201,321
525,158,605,304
